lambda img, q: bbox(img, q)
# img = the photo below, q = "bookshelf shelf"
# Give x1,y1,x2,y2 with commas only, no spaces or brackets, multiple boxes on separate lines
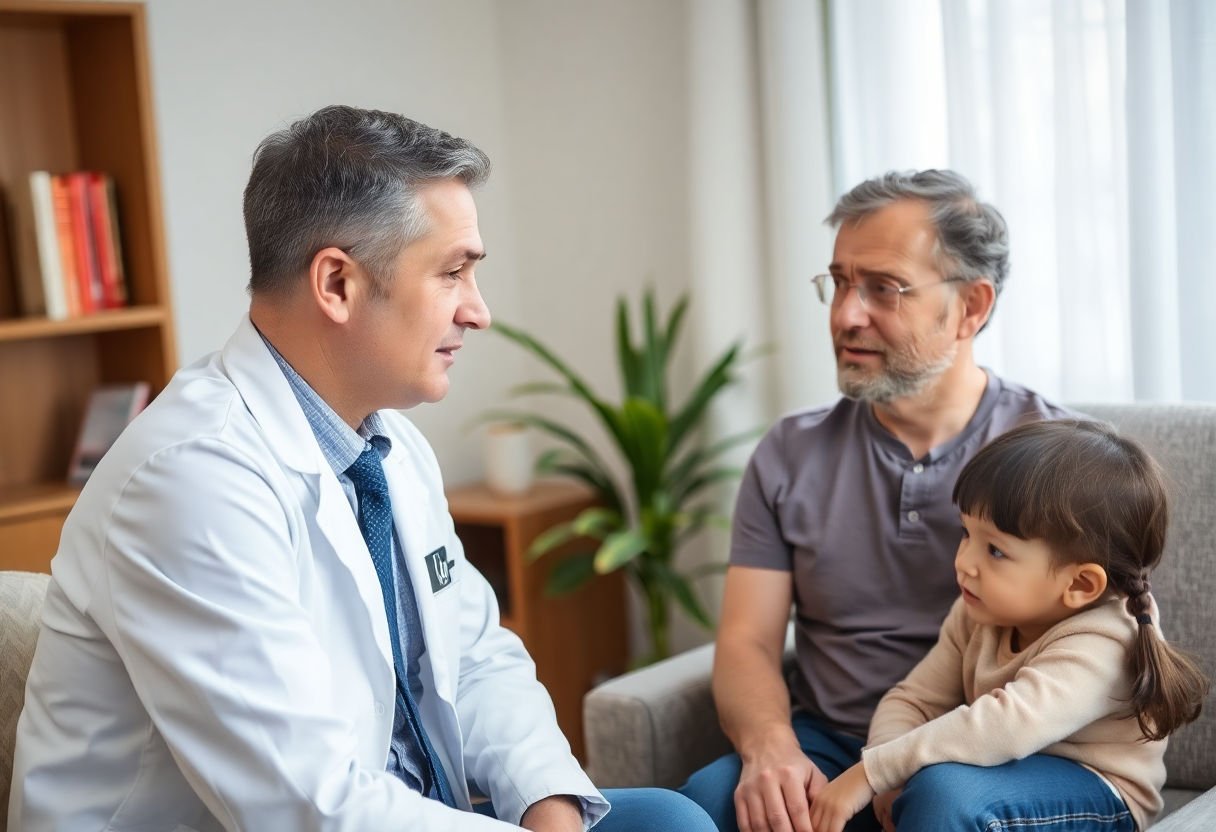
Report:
0,482,80,522
0,305,165,342
0,0,175,572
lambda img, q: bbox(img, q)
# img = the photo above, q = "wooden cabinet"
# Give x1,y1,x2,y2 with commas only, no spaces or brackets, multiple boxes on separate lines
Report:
446,480,629,760
0,1,175,571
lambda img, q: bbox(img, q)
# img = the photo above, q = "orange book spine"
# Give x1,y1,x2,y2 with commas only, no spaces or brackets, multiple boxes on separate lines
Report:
50,175,81,317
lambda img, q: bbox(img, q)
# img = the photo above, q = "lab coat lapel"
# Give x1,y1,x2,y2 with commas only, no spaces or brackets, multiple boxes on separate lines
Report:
222,316,394,679
313,473,396,677
380,444,453,702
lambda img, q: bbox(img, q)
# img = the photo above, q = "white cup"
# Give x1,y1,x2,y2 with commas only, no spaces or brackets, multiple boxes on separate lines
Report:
484,423,535,496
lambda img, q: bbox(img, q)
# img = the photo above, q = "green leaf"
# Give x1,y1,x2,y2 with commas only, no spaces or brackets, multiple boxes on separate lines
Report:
493,321,627,449
666,426,764,493
545,552,597,595
641,290,665,409
479,409,613,484
528,522,578,560
571,506,624,538
616,397,669,503
661,294,689,367
672,465,744,504
593,529,650,573
668,342,744,454
507,381,572,398
616,298,643,399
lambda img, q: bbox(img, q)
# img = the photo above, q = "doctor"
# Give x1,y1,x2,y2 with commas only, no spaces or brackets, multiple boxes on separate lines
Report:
10,105,714,832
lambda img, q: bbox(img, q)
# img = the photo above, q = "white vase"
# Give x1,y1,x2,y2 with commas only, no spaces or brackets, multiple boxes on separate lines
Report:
483,423,534,496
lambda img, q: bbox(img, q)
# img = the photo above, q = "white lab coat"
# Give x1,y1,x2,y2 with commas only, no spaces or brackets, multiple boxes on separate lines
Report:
9,317,608,831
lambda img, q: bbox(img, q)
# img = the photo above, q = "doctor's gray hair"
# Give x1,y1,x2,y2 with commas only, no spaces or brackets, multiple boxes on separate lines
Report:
243,105,490,296
826,170,1009,313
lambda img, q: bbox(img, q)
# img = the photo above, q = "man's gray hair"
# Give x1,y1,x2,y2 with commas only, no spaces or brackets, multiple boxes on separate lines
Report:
243,104,490,295
826,170,1009,302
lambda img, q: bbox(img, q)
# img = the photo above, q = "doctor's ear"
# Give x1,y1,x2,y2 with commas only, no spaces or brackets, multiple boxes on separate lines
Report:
309,247,365,324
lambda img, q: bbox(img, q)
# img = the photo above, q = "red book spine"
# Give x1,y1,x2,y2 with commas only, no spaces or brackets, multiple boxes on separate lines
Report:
67,172,102,314
50,175,81,317
87,173,122,308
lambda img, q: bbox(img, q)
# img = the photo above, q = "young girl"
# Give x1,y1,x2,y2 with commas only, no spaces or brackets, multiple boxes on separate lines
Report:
810,420,1209,832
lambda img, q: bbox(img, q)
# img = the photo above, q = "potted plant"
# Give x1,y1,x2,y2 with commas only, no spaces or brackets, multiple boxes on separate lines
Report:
485,290,760,665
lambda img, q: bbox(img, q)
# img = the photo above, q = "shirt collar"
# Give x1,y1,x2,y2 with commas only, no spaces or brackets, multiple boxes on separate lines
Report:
257,329,391,476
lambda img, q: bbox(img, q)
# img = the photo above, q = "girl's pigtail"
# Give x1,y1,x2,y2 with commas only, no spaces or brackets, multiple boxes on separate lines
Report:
1125,579,1209,741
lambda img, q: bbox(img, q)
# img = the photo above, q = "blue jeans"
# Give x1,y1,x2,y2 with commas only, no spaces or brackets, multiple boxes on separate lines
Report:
473,787,716,830
894,755,1136,831
679,711,881,832
679,712,1135,832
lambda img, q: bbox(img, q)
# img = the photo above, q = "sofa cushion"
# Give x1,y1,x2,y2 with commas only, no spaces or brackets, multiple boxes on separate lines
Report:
1081,405,1216,791
1,571,50,828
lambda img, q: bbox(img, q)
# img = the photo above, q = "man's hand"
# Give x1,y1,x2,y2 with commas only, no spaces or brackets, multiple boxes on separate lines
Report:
520,794,583,832
871,788,901,832
734,732,826,832
808,763,875,832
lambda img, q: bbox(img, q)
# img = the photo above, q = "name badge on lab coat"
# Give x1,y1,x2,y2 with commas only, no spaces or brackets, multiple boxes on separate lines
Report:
426,547,455,593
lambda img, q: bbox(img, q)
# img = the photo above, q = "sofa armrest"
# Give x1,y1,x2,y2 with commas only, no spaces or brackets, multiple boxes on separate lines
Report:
583,629,796,789
1152,787,1216,830
583,642,727,788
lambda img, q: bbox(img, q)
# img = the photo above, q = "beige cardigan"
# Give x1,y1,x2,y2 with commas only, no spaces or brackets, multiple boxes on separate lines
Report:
862,596,1166,830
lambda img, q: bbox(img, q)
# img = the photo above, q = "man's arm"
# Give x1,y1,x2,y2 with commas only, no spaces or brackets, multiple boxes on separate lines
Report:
715,565,823,832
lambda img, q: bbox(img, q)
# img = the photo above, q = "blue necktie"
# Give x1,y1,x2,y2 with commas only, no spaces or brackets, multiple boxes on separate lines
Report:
345,446,456,806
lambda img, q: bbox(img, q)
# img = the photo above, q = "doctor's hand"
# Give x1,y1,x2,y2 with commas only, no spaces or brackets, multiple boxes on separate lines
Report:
808,763,875,832
734,731,827,832
520,794,583,832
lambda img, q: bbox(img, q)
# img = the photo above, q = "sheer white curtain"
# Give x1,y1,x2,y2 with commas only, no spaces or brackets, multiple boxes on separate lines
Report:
827,0,1216,402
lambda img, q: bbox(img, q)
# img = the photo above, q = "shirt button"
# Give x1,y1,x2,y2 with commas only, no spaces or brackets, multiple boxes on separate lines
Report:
912,463,924,474
907,510,920,522
375,701,386,716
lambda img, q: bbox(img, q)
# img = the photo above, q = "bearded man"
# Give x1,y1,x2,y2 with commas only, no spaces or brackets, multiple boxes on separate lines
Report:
678,170,1071,832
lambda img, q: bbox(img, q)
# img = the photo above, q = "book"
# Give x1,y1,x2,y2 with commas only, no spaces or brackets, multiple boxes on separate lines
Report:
103,176,128,306
67,172,102,313
88,173,127,308
28,172,71,320
50,175,82,317
67,382,151,485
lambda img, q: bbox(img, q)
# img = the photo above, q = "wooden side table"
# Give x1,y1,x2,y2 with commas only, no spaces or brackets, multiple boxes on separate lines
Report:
445,480,629,761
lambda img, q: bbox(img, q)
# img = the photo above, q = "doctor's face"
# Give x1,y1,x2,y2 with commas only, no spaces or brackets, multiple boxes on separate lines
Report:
357,178,490,410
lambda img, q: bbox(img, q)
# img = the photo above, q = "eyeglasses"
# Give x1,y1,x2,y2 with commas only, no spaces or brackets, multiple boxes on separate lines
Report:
811,273,969,313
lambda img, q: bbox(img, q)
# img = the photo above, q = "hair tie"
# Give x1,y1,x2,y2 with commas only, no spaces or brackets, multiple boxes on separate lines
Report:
1136,613,1152,626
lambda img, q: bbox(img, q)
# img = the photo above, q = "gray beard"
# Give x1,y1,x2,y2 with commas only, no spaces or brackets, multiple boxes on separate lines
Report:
837,343,958,403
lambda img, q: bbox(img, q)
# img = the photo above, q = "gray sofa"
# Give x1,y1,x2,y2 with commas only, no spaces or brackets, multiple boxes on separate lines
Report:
584,404,1216,829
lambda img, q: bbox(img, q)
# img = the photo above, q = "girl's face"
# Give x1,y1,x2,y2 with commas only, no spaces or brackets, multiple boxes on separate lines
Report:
954,512,1082,649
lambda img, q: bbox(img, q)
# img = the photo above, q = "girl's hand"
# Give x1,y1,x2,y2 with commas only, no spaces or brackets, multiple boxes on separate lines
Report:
808,763,875,832
872,788,901,832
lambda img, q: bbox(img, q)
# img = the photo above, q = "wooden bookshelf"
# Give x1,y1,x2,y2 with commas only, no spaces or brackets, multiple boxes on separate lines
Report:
0,1,175,572
446,480,629,760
